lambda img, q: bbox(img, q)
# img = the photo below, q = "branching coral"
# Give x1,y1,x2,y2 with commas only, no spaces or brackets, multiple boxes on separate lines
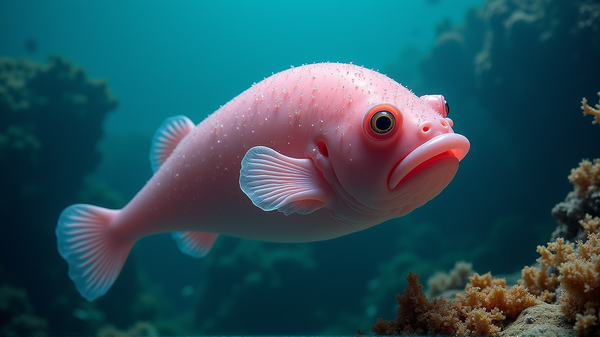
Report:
371,272,538,336
557,232,600,336
427,261,474,298
582,92,600,124
580,214,600,236
569,159,600,196
552,158,600,242
521,224,599,336
519,265,558,303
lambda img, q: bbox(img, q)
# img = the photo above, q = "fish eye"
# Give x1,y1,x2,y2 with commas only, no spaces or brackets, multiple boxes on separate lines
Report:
445,101,450,116
371,111,395,134
363,103,402,140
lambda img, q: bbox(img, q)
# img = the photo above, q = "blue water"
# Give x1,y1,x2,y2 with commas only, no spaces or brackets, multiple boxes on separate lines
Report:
0,0,482,134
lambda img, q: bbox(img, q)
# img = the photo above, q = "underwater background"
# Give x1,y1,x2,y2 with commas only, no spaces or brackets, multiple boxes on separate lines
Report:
0,0,599,335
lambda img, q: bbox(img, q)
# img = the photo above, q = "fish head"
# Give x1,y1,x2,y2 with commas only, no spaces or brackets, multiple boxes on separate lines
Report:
321,89,469,222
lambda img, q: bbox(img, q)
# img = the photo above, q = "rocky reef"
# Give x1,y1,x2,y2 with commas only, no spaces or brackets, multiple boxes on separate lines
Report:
0,56,123,333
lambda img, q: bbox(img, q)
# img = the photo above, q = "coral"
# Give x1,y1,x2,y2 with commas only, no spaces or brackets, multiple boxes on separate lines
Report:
371,228,600,336
557,233,600,336
580,214,600,236
427,260,474,298
371,272,538,336
527,225,600,336
582,92,600,124
552,159,600,242
519,265,557,303
569,159,600,196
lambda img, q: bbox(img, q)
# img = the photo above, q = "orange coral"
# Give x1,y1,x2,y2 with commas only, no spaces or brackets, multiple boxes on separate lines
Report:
580,214,600,236
558,232,600,336
568,159,600,195
537,237,575,268
528,228,600,336
519,265,557,303
582,92,600,124
371,272,538,336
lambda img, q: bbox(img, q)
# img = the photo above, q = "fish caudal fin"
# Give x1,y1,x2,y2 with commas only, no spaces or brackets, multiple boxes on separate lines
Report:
56,204,132,301
150,115,195,173
172,231,218,258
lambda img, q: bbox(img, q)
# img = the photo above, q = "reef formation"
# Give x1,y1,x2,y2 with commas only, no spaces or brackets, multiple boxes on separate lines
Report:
0,56,120,334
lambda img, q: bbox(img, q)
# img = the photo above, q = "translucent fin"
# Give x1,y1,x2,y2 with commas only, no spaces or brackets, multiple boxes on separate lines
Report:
56,204,132,301
150,115,195,173
172,231,218,258
239,146,331,215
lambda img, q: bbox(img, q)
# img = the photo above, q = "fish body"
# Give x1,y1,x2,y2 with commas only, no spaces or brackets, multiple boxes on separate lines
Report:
56,63,469,300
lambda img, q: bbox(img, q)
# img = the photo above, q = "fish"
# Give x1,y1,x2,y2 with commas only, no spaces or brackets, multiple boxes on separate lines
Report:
56,63,470,301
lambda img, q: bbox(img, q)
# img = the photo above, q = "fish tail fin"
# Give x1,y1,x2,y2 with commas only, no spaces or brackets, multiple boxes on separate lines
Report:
56,204,132,301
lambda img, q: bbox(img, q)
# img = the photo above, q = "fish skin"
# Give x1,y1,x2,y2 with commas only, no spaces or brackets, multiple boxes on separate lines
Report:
118,63,459,240
56,63,469,300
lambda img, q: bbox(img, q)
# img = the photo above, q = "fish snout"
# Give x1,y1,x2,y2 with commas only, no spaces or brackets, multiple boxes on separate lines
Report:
417,117,454,139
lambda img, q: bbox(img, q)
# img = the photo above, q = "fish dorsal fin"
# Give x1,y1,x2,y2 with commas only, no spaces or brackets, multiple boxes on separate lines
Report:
172,231,218,258
150,115,195,173
239,146,332,215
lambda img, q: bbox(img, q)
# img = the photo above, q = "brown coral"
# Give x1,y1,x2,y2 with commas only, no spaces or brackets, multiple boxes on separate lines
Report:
568,159,600,196
519,265,557,303
371,272,539,336
580,214,600,236
528,227,600,336
558,233,600,336
582,92,600,125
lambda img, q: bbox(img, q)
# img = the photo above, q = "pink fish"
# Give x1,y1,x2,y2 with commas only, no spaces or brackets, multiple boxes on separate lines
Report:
56,63,469,301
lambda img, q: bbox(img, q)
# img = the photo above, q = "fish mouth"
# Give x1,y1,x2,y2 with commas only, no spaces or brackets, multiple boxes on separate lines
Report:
388,133,470,189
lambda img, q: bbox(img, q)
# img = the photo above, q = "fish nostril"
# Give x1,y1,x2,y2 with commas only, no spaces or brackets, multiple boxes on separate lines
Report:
421,122,432,133
440,119,448,127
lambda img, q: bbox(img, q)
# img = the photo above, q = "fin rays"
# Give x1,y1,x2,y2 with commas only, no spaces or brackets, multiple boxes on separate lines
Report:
239,146,331,215
56,204,132,301
150,116,195,173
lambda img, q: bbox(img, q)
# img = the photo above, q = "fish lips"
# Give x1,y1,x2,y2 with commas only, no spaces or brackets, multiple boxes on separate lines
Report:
388,133,470,190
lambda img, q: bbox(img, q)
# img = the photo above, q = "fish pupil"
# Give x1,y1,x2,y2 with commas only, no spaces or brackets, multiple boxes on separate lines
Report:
372,111,394,133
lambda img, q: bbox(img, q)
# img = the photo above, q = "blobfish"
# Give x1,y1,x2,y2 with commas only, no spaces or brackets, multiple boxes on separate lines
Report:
56,63,470,301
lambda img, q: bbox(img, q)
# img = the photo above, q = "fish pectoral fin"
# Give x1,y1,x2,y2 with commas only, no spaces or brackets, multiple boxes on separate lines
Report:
239,146,332,216
172,231,218,258
150,115,195,173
